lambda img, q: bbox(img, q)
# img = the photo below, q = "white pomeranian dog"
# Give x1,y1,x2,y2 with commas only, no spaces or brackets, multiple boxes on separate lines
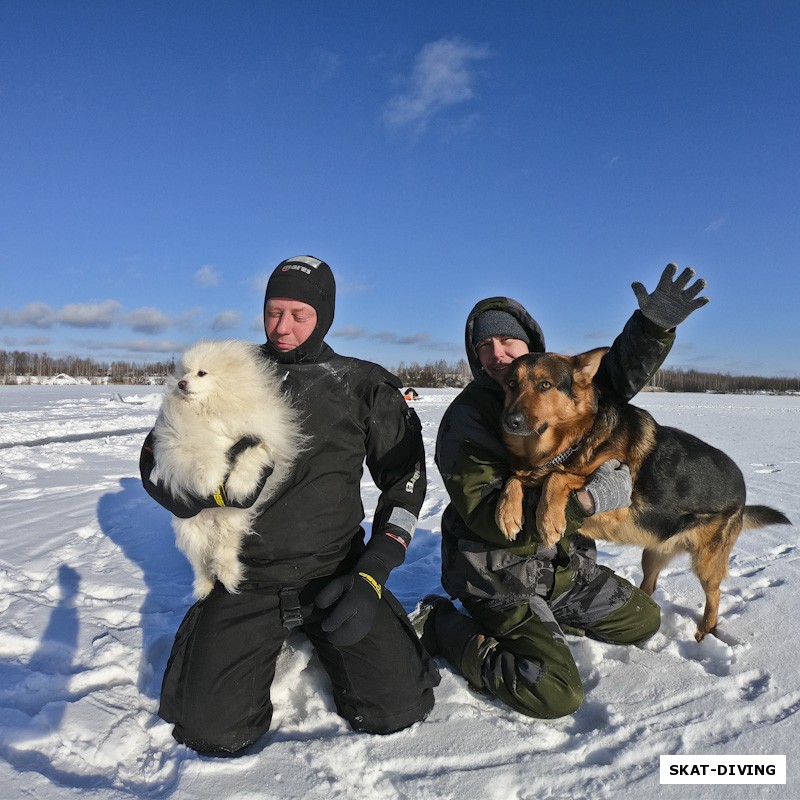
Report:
151,339,304,598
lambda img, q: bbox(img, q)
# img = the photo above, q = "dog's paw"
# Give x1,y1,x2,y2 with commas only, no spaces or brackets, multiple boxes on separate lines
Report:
216,568,242,595
225,444,273,500
496,499,523,541
213,550,244,595
193,574,215,599
182,450,230,496
537,509,567,547
219,577,242,595
694,621,717,643
496,477,526,541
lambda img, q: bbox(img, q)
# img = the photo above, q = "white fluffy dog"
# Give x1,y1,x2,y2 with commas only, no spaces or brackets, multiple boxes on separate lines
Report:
151,339,304,598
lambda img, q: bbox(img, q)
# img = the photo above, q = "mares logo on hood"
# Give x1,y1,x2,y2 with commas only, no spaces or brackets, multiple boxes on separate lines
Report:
281,262,318,276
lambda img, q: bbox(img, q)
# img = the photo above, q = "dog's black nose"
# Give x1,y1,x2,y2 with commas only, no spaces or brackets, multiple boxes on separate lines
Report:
178,380,188,392
503,411,526,433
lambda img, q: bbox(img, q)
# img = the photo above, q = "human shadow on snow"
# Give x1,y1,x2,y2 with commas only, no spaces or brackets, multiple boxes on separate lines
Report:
97,476,193,699
0,565,81,738
1,487,195,795
0,566,137,793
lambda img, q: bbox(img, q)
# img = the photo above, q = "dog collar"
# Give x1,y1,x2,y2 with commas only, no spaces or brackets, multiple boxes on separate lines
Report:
546,442,581,468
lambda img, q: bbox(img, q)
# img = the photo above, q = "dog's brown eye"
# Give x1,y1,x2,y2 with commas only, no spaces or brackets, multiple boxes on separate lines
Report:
539,380,552,391
507,379,518,390
197,371,207,377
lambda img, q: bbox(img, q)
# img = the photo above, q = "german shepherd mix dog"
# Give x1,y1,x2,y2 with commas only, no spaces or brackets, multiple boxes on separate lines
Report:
496,348,791,641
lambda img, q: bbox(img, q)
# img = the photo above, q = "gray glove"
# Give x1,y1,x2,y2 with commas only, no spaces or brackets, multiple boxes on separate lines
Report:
632,263,709,329
584,460,632,514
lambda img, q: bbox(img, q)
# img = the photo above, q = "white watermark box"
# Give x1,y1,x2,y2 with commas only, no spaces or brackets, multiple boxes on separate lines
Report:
660,755,786,784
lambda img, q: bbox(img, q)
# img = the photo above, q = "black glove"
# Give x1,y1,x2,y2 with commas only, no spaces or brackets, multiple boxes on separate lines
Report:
632,263,709,329
140,431,272,518
315,532,407,647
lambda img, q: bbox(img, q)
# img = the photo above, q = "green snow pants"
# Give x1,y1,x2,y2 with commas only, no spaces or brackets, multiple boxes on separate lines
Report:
461,562,660,719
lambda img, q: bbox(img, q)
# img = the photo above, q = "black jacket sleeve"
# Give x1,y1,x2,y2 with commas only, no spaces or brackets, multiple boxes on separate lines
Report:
595,310,675,402
139,430,203,518
140,430,271,518
362,374,427,570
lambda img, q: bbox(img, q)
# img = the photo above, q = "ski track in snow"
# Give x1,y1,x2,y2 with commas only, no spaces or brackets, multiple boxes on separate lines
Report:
0,385,798,799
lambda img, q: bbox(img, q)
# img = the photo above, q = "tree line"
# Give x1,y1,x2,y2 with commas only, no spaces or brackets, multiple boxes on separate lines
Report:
394,359,800,394
2,348,799,393
394,359,473,388
650,367,800,394
0,349,175,384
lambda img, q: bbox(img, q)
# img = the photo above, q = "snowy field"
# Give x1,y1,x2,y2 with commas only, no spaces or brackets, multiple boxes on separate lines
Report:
1,384,798,799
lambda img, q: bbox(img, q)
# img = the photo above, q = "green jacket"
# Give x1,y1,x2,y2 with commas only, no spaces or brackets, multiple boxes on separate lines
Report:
434,298,674,602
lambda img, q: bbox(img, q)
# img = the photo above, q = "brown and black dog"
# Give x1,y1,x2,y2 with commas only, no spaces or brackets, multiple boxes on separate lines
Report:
495,347,791,641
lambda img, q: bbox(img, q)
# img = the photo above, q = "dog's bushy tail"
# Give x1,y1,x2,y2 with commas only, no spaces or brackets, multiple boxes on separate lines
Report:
743,505,792,531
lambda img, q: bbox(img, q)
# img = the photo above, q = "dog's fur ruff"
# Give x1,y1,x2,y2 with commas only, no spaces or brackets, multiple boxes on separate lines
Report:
152,339,305,598
496,348,791,641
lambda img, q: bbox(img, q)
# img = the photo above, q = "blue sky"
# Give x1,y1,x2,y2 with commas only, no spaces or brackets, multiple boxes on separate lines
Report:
2,1,798,376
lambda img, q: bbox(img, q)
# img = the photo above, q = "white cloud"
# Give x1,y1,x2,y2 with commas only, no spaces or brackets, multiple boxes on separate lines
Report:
2,334,52,346
376,331,431,346
331,327,421,343
313,50,341,83
704,216,728,234
0,301,202,340
249,271,271,294
177,308,203,330
58,301,121,328
123,307,174,334
331,327,442,349
79,338,187,355
384,37,491,135
194,265,220,287
0,301,57,328
210,310,242,331
337,279,370,295
331,325,368,339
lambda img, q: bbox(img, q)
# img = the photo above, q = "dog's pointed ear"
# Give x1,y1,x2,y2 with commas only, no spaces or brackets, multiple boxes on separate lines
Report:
572,347,609,387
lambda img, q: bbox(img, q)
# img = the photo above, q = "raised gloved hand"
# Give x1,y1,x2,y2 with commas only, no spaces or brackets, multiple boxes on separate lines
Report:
315,532,407,647
140,432,273,518
583,459,632,514
632,263,709,330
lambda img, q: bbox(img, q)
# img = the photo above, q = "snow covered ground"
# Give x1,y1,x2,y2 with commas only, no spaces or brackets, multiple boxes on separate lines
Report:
1,384,797,799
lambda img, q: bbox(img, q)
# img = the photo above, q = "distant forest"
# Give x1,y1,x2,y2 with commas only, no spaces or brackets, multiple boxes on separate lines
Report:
2,349,800,394
393,360,800,394
0,349,175,384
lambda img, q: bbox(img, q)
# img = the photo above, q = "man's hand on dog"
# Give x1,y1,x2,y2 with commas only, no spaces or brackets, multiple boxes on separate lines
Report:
497,461,633,546
583,460,633,514
632,263,709,330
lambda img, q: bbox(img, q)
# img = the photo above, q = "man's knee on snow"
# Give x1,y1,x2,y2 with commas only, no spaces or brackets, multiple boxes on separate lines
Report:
589,590,661,645
171,727,261,756
339,686,436,736
487,650,584,719
624,592,661,643
169,706,273,756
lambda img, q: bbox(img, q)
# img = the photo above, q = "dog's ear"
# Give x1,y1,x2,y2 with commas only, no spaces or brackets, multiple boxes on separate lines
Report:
572,347,609,387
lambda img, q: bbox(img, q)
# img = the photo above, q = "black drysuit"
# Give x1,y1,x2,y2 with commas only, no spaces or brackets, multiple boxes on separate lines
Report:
141,343,439,753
